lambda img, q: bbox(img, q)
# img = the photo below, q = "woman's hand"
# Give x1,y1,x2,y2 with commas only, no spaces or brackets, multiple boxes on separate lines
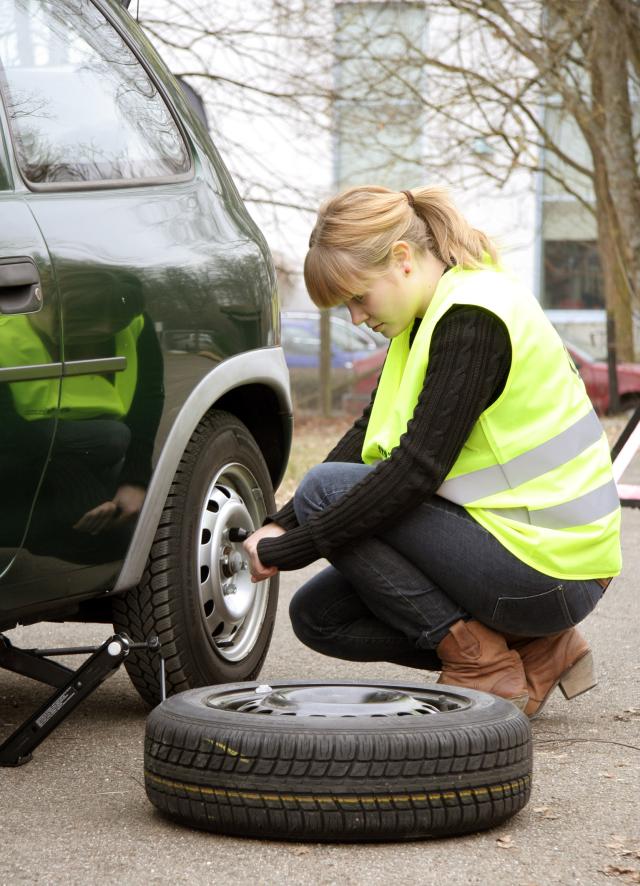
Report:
73,500,118,534
243,523,285,583
73,485,146,534
112,484,146,525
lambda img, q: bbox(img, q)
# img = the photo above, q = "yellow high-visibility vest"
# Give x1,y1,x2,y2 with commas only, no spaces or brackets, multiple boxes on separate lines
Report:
0,313,144,420
361,261,621,579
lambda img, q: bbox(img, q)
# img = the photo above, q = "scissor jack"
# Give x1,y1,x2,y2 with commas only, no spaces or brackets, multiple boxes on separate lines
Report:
0,632,164,766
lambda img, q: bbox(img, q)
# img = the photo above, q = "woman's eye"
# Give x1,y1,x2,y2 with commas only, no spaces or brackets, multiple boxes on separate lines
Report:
352,295,365,304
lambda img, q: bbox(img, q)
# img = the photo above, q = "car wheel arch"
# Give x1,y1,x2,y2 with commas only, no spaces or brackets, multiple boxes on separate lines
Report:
112,348,292,594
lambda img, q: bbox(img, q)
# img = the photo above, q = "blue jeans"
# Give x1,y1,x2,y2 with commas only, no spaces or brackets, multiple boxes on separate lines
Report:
289,463,604,670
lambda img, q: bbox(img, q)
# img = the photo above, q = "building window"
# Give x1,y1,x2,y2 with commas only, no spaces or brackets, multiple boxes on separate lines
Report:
543,240,604,309
539,104,603,308
333,1,427,190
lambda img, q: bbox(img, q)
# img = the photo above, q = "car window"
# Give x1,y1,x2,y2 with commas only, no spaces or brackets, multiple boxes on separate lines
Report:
330,322,357,352
281,323,319,356
0,0,190,186
282,315,381,354
330,320,375,352
345,323,378,350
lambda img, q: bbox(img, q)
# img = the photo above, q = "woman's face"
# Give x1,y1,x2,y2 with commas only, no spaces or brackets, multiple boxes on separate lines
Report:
344,243,443,338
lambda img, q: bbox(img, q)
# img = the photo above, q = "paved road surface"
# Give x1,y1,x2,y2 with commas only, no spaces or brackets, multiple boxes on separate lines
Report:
1,513,639,885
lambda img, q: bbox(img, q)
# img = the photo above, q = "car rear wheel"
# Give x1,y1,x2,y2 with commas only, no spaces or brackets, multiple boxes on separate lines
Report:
113,410,279,707
144,680,532,841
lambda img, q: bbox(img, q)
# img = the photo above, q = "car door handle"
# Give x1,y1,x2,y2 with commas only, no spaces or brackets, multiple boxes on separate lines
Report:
0,258,43,315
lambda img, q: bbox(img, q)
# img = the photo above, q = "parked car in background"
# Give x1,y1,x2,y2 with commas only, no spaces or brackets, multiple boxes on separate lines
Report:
0,0,291,708
563,341,640,415
545,310,640,414
281,310,387,411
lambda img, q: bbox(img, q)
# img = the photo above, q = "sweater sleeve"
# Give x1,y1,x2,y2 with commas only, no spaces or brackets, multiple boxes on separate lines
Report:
257,306,511,570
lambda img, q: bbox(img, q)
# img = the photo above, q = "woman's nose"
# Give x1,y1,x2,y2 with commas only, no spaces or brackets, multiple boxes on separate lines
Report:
347,302,368,325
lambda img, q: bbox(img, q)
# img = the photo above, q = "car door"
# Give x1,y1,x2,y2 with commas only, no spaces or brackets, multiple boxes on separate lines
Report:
0,113,61,590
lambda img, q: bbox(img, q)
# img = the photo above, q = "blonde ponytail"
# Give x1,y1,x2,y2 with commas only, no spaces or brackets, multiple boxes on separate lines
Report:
304,184,498,308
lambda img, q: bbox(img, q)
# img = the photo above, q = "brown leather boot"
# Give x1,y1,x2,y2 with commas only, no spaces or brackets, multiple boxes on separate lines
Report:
510,628,596,718
436,619,529,710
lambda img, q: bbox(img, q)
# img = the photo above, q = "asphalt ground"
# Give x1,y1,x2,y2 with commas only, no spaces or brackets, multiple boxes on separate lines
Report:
1,516,639,884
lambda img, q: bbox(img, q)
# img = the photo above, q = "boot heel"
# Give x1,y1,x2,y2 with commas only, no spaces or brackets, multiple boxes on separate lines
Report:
558,651,596,700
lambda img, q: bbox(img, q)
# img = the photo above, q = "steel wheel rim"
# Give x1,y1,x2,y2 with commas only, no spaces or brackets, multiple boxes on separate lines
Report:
196,462,270,662
205,683,471,717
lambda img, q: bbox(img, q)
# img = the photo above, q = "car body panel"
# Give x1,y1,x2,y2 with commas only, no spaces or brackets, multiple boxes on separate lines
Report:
0,0,291,629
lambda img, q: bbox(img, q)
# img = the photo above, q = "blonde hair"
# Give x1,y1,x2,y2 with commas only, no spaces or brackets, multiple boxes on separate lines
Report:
304,184,498,308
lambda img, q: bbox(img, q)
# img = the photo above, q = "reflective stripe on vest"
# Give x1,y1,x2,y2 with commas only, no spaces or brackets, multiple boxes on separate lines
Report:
438,408,604,505
488,478,620,530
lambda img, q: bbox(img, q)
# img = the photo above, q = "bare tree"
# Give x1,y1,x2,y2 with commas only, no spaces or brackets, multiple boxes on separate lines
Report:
140,0,640,382
425,0,640,371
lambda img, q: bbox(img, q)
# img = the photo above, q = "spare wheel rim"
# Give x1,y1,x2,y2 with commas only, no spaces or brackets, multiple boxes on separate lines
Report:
204,682,472,717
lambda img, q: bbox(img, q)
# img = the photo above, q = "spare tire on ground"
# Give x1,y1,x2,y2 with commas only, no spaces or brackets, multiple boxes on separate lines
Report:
144,680,532,841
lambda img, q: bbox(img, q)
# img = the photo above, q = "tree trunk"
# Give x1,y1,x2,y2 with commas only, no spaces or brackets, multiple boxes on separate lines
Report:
592,158,634,367
320,309,332,417
591,0,640,357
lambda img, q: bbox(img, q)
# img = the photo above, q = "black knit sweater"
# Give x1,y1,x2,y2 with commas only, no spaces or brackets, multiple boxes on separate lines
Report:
257,305,512,571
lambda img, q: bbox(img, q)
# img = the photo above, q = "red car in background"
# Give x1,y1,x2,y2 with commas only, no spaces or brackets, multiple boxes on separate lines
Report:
546,310,640,415
565,341,640,415
346,337,640,417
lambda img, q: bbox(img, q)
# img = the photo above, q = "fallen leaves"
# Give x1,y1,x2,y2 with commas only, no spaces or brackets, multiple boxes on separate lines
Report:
496,834,515,849
613,708,640,722
288,845,312,856
600,865,640,883
601,834,640,882
532,805,560,820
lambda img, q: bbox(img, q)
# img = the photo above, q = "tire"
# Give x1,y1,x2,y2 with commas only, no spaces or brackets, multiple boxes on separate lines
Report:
113,410,279,707
144,680,532,841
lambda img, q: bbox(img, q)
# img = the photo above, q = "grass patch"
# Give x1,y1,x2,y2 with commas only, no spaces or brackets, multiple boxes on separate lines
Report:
276,414,353,508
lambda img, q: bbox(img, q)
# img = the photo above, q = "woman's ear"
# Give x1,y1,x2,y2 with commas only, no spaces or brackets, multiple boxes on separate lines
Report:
390,240,412,266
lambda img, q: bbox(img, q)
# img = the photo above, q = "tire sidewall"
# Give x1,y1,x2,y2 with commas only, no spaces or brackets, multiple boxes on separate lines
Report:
174,414,279,685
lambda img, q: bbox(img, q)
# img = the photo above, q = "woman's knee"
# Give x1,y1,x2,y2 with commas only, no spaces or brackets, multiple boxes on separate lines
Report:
289,585,325,648
289,567,357,647
288,586,309,635
293,462,373,524
293,464,329,524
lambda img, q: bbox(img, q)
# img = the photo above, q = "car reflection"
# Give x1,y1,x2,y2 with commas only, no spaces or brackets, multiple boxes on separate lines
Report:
0,272,164,563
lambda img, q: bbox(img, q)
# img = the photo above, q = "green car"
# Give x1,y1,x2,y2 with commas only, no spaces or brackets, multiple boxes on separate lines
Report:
0,0,292,706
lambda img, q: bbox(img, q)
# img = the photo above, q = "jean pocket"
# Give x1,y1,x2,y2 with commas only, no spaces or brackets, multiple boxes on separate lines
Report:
491,584,574,635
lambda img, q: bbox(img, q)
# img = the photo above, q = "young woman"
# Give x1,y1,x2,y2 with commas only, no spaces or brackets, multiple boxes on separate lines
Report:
244,185,621,717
